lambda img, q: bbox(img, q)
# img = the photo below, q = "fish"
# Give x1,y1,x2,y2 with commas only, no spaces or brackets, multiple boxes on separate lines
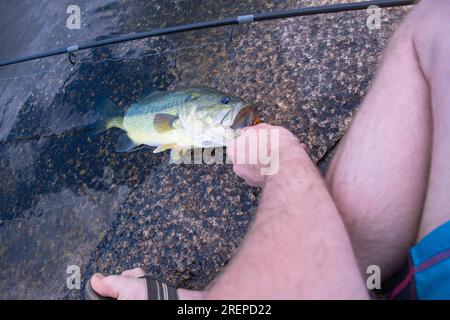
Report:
87,87,260,162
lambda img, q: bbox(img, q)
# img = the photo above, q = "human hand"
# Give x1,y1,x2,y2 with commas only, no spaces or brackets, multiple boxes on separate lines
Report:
227,124,307,188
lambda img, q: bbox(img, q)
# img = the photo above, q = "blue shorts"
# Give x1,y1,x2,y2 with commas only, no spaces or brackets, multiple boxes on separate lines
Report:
391,220,450,300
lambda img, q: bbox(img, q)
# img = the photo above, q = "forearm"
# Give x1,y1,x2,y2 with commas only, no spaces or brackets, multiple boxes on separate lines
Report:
207,148,368,299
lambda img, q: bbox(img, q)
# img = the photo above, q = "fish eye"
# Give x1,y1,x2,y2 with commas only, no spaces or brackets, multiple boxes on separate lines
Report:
220,96,231,104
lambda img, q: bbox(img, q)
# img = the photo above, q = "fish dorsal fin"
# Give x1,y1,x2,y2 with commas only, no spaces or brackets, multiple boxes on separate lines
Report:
154,113,178,133
153,143,177,153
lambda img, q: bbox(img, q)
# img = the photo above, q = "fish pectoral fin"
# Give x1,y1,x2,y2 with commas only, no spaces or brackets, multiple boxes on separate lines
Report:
153,113,178,133
153,143,177,153
116,133,139,152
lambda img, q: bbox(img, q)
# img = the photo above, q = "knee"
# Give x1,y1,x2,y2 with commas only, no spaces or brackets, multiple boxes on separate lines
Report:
410,0,450,29
409,0,450,80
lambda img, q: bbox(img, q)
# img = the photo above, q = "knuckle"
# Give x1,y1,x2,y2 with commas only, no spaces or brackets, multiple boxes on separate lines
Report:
233,164,243,176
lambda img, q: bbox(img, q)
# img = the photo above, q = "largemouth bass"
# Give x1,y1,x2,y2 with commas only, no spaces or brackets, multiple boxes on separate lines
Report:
88,87,259,162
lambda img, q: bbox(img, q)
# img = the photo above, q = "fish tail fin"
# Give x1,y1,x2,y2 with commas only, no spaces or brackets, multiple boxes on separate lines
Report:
85,96,124,136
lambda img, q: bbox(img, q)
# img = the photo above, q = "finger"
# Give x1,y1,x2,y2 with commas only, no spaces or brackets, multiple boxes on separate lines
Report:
121,267,146,278
243,173,263,188
233,164,259,187
232,163,246,179
244,123,271,132
253,123,272,129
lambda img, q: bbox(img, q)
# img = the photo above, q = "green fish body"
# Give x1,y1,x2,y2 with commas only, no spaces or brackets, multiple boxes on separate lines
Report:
88,87,257,162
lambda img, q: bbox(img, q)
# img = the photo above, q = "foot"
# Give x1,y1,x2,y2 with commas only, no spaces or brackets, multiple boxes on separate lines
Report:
89,268,204,300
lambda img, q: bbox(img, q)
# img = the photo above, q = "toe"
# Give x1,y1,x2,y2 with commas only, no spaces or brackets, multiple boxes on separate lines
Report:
90,273,122,299
91,273,148,300
121,267,146,278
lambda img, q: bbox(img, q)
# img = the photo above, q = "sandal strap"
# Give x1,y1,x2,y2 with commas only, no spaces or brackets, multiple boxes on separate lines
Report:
142,275,178,300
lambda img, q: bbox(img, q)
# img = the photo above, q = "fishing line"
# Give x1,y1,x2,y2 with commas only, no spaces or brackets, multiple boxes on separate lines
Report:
0,0,416,68
0,37,230,81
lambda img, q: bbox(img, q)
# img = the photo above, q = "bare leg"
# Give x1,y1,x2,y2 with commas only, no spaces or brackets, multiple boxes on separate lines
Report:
326,0,450,279
413,1,450,240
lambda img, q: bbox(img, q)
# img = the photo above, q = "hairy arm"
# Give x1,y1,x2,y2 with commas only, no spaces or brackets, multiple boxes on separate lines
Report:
206,125,368,299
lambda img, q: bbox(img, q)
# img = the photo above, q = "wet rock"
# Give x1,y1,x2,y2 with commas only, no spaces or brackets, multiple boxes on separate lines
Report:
0,187,129,299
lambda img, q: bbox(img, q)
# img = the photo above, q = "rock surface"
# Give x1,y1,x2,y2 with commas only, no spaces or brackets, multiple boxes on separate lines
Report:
0,1,412,299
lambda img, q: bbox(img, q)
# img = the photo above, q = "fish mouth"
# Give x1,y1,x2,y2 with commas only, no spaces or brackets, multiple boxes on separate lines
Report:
230,104,260,130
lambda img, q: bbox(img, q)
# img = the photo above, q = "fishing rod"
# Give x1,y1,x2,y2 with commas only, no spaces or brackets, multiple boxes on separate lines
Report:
0,0,416,67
